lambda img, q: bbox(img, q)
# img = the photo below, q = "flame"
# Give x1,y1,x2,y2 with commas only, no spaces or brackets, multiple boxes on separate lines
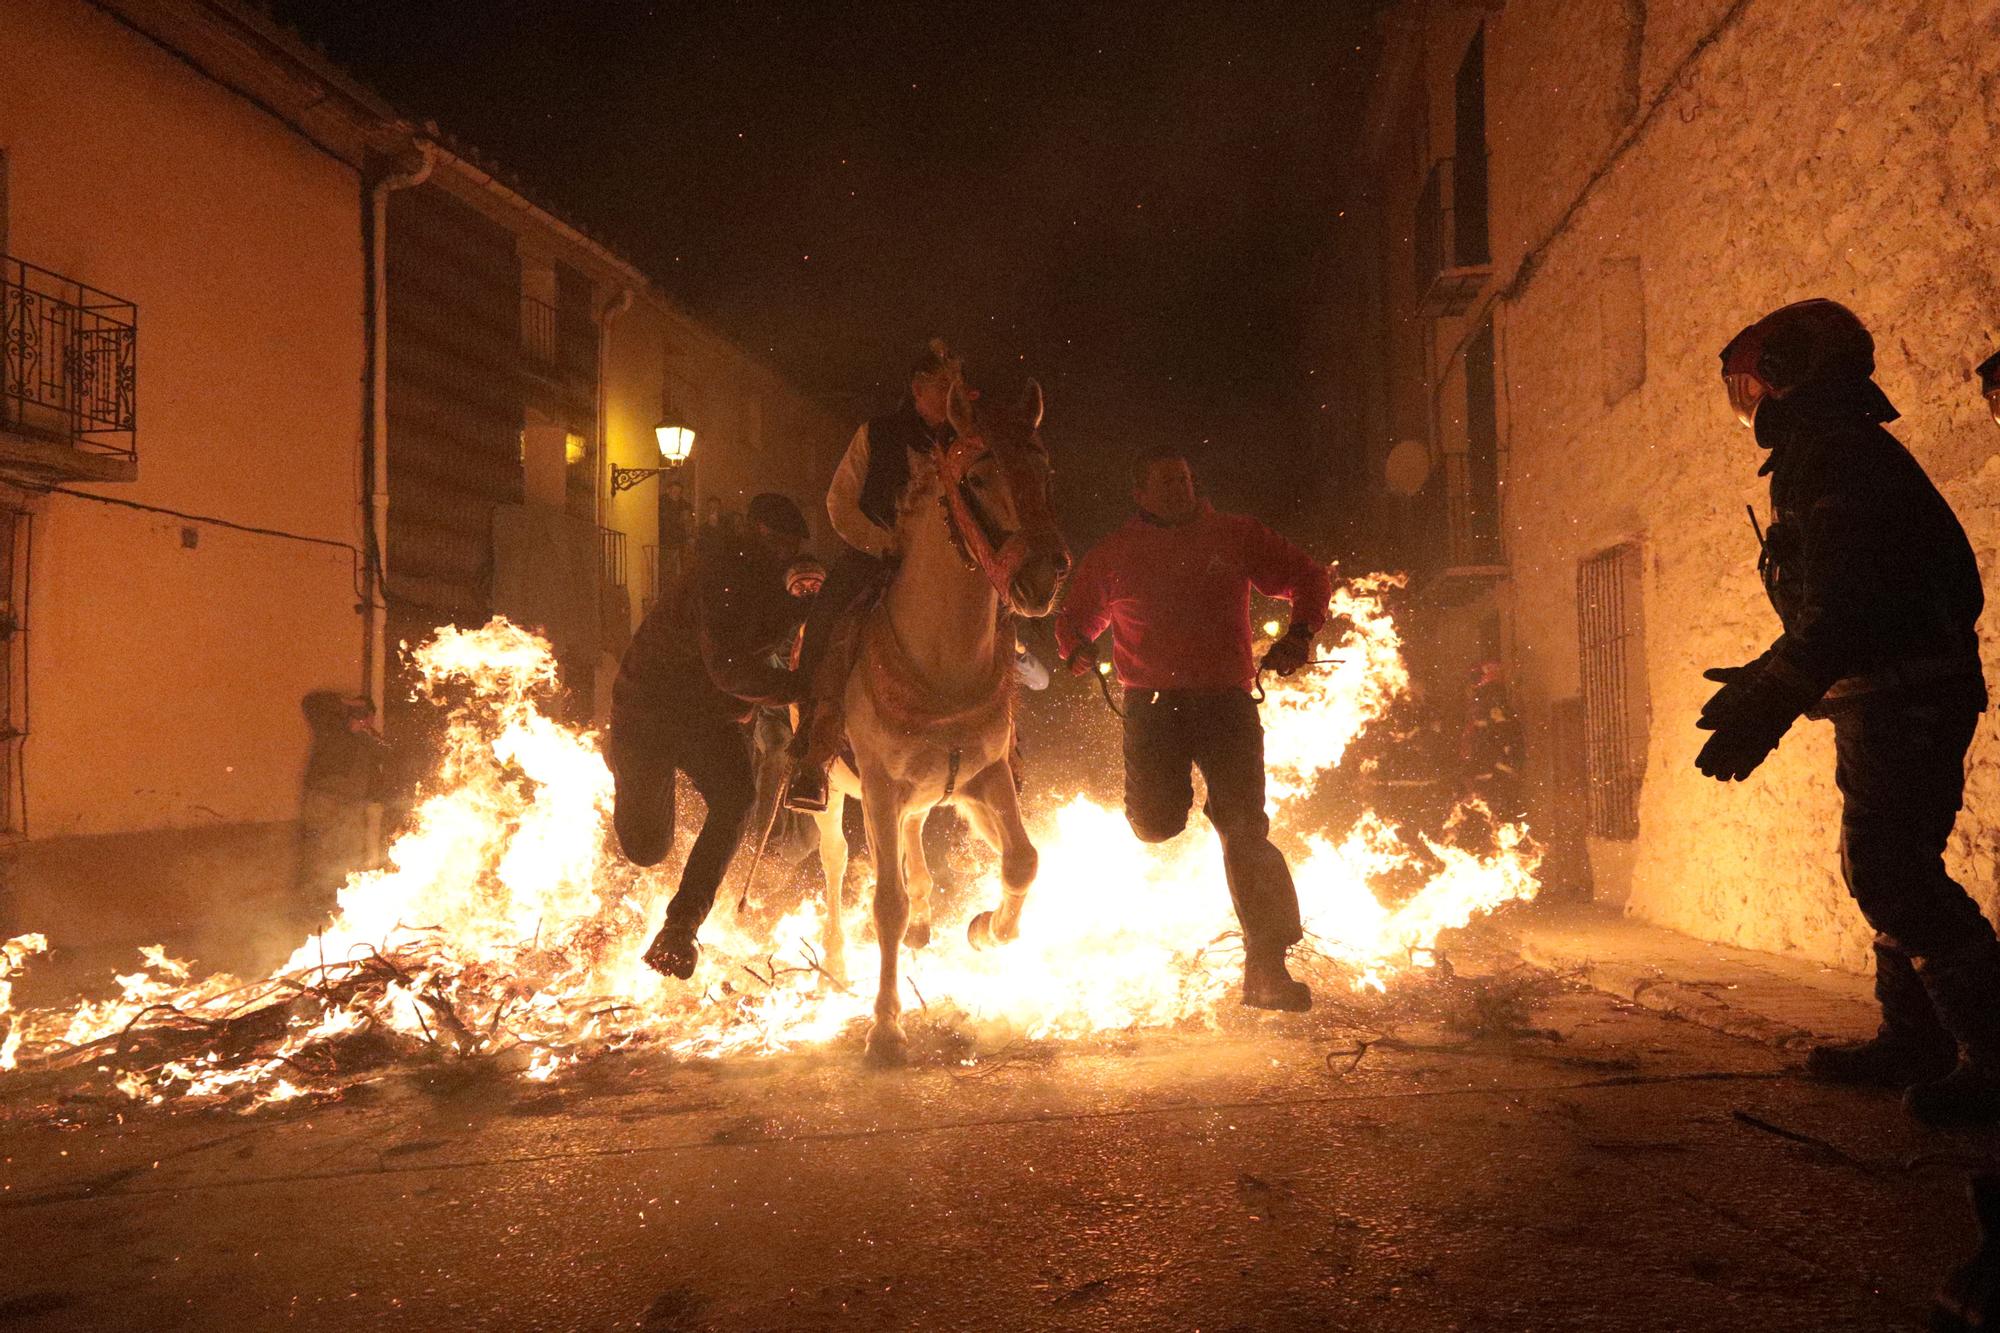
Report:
0,575,1540,1108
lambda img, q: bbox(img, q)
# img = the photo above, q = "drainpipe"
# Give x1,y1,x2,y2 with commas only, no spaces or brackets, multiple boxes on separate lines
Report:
361,140,434,725
596,288,636,650
596,287,635,528
359,140,433,862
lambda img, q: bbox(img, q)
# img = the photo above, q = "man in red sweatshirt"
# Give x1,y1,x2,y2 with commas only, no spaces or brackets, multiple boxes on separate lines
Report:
1054,448,1331,1010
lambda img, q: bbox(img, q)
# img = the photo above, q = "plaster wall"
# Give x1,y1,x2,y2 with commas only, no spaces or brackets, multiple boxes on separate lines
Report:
1488,0,2000,968
0,0,365,840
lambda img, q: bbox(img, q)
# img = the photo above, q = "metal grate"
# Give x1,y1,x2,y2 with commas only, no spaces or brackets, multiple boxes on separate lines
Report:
520,294,558,367
1576,543,1646,840
1,255,137,458
600,525,627,590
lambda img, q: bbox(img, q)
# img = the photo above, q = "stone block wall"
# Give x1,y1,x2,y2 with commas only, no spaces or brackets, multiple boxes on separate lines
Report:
1488,0,2000,968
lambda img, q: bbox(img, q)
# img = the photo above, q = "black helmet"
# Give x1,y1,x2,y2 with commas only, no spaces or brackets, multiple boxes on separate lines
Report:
1719,299,1896,423
746,492,808,539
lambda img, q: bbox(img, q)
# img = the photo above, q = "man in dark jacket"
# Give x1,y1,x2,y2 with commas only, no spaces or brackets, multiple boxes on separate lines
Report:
1698,298,1994,1124
613,492,812,979
1054,448,1331,1011
783,338,961,812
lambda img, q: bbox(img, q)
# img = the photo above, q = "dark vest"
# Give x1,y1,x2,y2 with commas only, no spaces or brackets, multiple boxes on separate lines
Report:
857,401,949,531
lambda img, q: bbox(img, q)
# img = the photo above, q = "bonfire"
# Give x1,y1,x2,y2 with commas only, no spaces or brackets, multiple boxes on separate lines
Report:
0,572,1540,1110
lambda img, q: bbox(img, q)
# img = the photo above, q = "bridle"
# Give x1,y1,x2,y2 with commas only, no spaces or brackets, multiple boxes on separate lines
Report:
932,428,1066,614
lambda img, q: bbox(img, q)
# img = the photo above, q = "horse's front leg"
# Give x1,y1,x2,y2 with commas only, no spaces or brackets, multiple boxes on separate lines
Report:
959,759,1038,949
812,797,849,989
899,806,935,949
858,765,910,1065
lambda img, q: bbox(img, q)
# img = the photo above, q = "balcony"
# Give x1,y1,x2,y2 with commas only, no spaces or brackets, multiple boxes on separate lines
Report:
0,256,137,483
600,523,627,590
520,294,558,368
1414,158,1492,318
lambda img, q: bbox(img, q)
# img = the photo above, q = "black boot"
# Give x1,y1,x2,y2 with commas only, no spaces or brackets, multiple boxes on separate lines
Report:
1805,941,1956,1088
783,705,829,814
784,761,829,814
1242,946,1311,1012
642,919,699,980
1906,943,2000,1126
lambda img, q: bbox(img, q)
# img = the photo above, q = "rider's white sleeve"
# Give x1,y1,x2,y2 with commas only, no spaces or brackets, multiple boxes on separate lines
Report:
827,422,895,557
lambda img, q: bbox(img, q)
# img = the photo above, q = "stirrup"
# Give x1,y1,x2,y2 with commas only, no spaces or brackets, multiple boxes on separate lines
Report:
785,763,829,814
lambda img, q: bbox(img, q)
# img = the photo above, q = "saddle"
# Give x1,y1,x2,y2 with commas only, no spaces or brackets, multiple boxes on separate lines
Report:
795,582,1015,771
794,569,891,772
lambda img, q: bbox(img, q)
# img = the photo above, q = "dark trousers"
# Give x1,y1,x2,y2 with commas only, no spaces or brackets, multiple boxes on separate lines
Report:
798,547,892,687
610,706,756,938
1832,690,1994,961
1122,687,1303,955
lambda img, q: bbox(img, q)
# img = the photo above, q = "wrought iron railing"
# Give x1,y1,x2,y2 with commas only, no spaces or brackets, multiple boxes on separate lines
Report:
520,294,558,367
1414,158,1491,317
601,524,627,589
0,256,137,459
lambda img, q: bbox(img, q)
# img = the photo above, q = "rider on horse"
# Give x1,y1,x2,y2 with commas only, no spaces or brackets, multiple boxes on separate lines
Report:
784,338,964,813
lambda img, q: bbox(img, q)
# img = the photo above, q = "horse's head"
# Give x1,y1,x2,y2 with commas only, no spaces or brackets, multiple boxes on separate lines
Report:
938,378,1072,617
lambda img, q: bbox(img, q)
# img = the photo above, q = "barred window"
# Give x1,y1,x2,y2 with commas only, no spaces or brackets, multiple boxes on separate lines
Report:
1576,542,1648,840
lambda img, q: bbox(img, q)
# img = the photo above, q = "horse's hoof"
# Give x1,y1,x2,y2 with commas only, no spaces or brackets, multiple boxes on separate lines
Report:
904,918,932,950
967,912,996,950
865,1025,908,1067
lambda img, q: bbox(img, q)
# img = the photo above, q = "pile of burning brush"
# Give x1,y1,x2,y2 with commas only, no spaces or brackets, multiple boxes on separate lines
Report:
0,574,1544,1115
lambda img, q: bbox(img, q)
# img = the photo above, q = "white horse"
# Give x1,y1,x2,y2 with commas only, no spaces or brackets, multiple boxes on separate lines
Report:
806,380,1070,1064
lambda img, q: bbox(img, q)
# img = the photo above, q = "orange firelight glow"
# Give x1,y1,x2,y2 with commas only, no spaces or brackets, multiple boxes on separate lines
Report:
0,572,1540,1108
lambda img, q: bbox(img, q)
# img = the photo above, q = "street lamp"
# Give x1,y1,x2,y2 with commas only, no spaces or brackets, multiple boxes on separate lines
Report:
611,411,696,493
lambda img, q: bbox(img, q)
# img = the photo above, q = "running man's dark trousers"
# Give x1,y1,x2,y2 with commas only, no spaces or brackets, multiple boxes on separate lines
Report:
1121,687,1303,954
609,706,756,937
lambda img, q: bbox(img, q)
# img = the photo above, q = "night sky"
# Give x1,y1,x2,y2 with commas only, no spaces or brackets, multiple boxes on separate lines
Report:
270,0,1386,547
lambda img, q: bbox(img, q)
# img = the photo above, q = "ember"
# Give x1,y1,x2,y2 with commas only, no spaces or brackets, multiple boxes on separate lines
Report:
0,574,1538,1110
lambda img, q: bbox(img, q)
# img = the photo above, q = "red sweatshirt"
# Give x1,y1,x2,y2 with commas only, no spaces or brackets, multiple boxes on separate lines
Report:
1054,502,1332,692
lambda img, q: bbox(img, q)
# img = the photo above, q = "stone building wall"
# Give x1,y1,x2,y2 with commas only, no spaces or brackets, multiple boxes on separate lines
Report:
1488,0,2000,968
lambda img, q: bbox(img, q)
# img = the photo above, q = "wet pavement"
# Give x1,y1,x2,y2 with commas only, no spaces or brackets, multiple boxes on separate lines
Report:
0,982,1987,1331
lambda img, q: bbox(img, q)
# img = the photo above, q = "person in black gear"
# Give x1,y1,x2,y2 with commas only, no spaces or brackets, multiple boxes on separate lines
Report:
613,492,813,979
1979,348,2000,427
783,338,962,812
1698,298,1994,1124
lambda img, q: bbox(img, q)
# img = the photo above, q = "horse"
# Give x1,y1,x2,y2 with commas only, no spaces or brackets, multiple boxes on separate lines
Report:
806,378,1070,1064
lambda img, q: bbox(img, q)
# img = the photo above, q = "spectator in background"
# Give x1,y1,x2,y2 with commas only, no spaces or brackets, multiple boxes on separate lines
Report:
295,691,385,926
660,480,693,582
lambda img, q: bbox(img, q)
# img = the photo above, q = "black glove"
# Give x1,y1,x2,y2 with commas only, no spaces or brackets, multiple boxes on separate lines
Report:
1063,639,1101,677
1693,662,1813,782
1260,627,1313,678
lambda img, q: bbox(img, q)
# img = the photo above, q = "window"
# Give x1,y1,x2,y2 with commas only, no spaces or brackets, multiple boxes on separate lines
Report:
563,429,596,521
0,505,28,837
1452,26,1490,267
1452,318,1502,565
1576,542,1648,840
520,257,558,367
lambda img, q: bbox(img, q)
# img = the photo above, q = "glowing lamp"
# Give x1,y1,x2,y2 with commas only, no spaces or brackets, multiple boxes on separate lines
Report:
612,414,697,494
654,414,696,465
